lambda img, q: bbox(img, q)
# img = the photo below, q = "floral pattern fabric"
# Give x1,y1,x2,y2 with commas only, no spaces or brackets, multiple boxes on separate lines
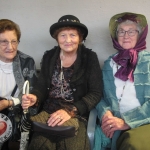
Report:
43,58,74,114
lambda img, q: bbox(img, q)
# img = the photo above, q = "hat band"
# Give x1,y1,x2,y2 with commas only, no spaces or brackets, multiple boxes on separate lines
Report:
59,19,80,23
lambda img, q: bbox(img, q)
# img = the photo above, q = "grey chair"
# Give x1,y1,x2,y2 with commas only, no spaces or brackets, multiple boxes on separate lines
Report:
87,108,109,150
87,108,97,150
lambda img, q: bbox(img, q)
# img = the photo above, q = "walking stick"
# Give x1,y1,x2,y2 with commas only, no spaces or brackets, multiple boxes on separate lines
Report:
20,80,30,150
22,80,29,114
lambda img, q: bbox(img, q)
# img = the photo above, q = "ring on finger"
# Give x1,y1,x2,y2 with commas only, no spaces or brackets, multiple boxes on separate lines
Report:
57,116,62,120
109,124,112,128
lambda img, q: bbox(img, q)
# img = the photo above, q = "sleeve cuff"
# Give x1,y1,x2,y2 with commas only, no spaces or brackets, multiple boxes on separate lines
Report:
11,96,20,106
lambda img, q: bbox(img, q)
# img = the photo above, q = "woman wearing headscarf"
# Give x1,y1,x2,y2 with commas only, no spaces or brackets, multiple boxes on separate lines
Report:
94,12,150,150
21,14,103,150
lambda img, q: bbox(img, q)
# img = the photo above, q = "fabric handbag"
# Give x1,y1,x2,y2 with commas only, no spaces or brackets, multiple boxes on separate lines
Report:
7,104,22,141
30,110,79,138
0,84,21,142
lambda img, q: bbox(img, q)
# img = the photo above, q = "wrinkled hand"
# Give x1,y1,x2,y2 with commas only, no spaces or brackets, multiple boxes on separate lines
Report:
101,111,114,138
22,94,37,110
101,111,130,138
47,109,71,127
0,100,9,111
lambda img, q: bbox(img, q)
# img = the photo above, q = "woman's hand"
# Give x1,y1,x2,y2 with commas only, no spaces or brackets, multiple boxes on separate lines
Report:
101,111,130,138
22,94,37,110
47,109,71,127
0,100,9,111
101,111,114,138
102,110,114,120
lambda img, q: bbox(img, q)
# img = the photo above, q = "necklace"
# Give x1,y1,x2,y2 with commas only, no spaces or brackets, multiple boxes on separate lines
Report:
114,62,127,103
111,60,128,111
60,65,65,97
60,50,77,67
117,78,127,113
118,82,126,102
59,50,75,102
59,64,73,102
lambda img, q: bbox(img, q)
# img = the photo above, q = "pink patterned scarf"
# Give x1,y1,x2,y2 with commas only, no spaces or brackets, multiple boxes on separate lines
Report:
112,25,148,82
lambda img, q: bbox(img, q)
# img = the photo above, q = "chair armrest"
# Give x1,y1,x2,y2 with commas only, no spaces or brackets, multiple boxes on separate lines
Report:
87,108,97,150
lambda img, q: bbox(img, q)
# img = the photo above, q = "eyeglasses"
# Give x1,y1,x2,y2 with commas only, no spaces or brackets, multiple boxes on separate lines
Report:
0,40,19,46
117,30,139,37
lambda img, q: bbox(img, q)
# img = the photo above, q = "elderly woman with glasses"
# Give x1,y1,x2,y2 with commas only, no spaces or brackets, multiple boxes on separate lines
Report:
0,19,37,150
21,14,102,150
94,12,150,150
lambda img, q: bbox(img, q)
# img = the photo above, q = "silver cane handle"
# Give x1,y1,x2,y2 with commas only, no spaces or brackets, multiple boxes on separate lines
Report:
22,80,29,114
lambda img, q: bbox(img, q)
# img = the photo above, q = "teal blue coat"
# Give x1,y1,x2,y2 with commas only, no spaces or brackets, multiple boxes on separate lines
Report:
94,50,150,150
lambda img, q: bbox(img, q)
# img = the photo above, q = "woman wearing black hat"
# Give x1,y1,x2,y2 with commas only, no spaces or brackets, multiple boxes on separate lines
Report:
21,15,103,150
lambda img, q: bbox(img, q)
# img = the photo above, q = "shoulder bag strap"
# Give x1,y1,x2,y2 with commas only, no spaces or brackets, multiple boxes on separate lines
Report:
11,84,18,97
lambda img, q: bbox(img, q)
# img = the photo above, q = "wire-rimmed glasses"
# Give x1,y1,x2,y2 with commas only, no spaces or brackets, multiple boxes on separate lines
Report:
117,30,139,37
0,40,19,46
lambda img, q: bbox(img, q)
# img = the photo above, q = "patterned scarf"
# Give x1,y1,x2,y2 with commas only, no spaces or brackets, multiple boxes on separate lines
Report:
109,12,148,81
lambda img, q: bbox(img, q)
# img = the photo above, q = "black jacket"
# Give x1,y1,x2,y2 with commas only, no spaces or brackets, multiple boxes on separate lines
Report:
31,45,103,117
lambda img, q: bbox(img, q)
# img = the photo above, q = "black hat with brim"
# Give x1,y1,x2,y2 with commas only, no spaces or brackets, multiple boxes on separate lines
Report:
50,15,88,40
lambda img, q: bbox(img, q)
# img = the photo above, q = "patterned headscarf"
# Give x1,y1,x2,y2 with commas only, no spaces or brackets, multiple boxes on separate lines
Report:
109,12,148,82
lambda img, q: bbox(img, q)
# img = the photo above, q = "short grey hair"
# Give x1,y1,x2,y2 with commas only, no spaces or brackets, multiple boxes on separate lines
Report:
116,20,142,37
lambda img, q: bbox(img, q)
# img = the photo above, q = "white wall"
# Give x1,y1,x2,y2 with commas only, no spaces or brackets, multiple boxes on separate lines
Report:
0,0,150,69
